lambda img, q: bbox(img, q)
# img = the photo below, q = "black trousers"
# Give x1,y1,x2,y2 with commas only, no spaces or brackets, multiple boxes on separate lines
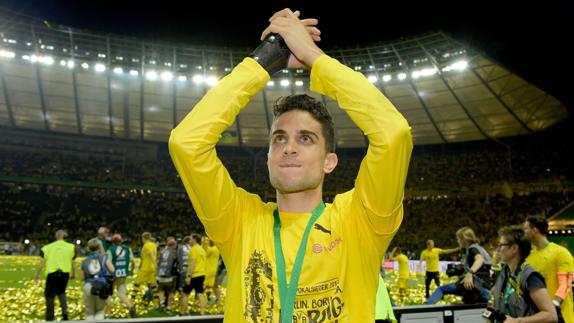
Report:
425,271,440,298
45,271,69,321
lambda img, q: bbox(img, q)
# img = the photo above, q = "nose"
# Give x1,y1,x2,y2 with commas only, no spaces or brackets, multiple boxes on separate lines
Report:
282,139,297,156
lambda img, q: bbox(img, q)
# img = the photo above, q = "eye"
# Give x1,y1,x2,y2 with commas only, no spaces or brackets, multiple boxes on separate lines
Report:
273,135,286,144
301,135,313,144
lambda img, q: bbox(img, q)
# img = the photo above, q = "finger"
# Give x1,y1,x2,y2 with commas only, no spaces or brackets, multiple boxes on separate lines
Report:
269,8,295,21
293,10,300,18
311,35,321,42
301,18,319,26
306,26,321,36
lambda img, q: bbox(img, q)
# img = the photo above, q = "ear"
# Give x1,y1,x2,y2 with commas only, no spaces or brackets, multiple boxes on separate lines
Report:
323,152,338,174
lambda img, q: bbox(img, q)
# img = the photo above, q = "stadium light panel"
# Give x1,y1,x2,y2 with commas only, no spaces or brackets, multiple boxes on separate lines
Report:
39,56,54,65
81,62,89,69
451,60,468,71
412,71,421,79
206,75,219,86
267,80,275,87
113,67,123,74
129,70,139,76
94,63,106,72
0,49,16,59
382,74,392,82
367,75,378,83
280,79,290,87
178,75,187,82
295,80,304,87
60,60,67,66
146,71,158,81
420,68,437,76
398,73,407,80
161,71,174,81
192,74,204,84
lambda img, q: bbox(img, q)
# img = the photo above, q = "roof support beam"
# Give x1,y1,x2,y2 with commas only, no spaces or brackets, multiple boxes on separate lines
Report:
31,25,50,131
416,40,492,140
0,63,15,127
390,44,447,143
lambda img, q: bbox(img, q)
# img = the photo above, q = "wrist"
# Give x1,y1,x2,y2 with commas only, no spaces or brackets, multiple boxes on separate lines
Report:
552,298,561,307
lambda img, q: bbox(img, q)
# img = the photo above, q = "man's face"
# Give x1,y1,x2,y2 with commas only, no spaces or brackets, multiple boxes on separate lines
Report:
268,110,336,193
426,240,434,249
523,221,534,240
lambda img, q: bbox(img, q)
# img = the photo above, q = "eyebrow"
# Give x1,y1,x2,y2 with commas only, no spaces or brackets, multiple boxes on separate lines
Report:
271,129,319,139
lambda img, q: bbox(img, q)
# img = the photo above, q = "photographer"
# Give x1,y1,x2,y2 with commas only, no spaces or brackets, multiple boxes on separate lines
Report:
80,238,115,320
425,226,492,304
488,225,557,323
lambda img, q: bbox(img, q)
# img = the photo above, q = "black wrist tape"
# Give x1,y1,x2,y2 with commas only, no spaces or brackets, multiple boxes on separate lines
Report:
250,33,291,76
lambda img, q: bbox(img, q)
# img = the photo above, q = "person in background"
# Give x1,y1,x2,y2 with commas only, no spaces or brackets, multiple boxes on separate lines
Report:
34,229,76,321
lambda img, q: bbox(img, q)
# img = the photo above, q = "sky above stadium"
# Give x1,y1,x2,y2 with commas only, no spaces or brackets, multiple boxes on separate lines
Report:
1,0,571,112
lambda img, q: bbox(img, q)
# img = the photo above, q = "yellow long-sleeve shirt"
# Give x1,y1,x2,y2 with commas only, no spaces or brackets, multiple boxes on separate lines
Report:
169,55,412,322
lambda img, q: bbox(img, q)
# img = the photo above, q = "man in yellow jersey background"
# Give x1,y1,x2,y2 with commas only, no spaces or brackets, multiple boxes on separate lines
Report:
169,8,412,321
182,234,206,315
203,236,220,302
391,247,410,299
134,232,157,303
524,216,574,323
418,239,460,298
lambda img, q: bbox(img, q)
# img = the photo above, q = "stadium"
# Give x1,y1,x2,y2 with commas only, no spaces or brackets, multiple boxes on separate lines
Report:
0,2,572,323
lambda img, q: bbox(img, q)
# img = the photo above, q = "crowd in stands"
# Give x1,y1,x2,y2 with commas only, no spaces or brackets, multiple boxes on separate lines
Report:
1,124,573,250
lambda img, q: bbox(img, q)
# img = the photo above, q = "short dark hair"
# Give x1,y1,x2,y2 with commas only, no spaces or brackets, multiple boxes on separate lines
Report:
191,234,202,244
273,94,335,153
498,225,531,260
526,216,548,236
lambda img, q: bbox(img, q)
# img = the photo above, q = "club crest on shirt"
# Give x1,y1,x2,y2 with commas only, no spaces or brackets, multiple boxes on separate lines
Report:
244,250,275,322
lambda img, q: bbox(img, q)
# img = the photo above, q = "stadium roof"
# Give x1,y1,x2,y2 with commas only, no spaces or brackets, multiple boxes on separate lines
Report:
0,7,569,147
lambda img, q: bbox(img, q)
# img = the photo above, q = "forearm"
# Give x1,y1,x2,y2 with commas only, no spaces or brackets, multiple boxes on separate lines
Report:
517,310,557,323
554,272,572,301
35,259,45,276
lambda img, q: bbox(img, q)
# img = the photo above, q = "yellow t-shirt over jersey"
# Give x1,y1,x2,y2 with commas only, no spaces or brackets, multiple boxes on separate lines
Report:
421,248,442,273
169,55,412,322
526,242,574,323
140,241,157,272
396,254,410,279
41,240,75,275
189,244,206,278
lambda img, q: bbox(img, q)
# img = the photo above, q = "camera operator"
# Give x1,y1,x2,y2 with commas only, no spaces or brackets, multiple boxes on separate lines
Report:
486,225,557,323
80,238,115,320
425,226,492,304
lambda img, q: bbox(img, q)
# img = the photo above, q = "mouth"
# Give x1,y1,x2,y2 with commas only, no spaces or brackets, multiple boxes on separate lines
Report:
279,164,301,168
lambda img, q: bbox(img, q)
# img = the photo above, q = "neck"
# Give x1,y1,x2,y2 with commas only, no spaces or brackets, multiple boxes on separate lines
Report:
508,257,520,274
533,235,549,250
276,187,323,213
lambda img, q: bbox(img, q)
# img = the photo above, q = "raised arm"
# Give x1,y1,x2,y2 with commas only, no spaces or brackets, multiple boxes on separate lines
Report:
169,58,269,243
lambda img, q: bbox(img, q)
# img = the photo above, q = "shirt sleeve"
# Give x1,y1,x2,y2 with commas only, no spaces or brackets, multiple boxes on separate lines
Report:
169,58,270,244
556,247,574,273
526,272,546,290
310,55,413,236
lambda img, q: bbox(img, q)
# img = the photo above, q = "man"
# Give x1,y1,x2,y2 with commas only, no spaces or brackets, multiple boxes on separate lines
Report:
169,8,412,321
157,237,178,312
80,238,114,320
418,239,460,298
107,233,136,318
524,216,574,323
133,232,158,305
96,227,110,253
390,247,410,299
181,234,207,315
176,236,192,313
202,236,220,302
34,229,76,321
